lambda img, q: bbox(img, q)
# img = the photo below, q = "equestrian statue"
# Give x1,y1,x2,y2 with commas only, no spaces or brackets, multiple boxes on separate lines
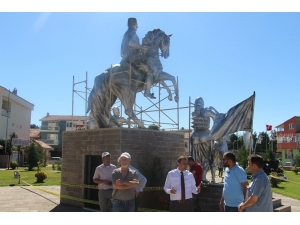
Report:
86,18,179,128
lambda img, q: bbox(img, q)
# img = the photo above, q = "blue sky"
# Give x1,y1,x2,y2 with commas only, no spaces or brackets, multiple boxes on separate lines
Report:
1,3,300,135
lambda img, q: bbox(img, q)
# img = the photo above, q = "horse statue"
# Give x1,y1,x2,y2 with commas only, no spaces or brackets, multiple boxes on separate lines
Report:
86,29,179,128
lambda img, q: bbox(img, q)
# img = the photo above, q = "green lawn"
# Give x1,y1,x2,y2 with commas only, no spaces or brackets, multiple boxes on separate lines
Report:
0,166,61,187
271,171,300,201
1,167,300,202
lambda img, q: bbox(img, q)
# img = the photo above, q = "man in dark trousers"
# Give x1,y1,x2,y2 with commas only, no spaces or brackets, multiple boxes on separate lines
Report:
111,152,139,212
164,156,201,212
187,156,203,211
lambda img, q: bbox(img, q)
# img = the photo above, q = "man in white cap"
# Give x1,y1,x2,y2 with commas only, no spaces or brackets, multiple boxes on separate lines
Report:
111,152,139,212
93,152,116,212
116,155,147,211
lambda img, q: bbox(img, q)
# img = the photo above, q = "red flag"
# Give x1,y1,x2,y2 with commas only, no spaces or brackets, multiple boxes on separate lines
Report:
266,125,272,131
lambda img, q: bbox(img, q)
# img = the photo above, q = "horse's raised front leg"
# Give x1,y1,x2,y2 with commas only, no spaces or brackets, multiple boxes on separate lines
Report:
159,71,179,103
158,80,172,101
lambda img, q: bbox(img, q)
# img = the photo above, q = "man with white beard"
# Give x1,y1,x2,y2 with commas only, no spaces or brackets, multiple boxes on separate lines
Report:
111,152,139,212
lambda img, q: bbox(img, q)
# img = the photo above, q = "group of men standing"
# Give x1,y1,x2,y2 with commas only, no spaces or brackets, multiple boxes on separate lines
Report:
220,152,273,212
93,151,272,212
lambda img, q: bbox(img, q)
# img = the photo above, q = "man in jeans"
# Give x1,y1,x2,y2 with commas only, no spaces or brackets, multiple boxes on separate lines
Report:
219,152,248,212
111,152,139,212
93,152,116,212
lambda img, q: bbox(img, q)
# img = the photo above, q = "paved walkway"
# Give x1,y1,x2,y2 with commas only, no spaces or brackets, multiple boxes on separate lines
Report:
0,173,299,212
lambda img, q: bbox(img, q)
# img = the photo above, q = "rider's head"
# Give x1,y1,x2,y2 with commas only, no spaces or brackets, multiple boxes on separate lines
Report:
128,18,138,31
195,97,204,109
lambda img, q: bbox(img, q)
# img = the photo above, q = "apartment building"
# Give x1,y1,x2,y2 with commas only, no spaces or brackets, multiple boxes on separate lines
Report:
39,113,90,157
276,116,300,165
0,86,34,142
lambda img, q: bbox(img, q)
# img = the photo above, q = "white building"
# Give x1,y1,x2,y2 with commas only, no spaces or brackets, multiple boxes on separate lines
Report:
0,86,34,140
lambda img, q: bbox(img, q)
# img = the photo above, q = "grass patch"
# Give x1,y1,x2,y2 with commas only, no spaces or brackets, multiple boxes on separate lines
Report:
271,171,300,200
0,166,61,187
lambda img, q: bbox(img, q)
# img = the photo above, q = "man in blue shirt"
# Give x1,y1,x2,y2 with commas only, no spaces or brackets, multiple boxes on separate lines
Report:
219,152,248,212
238,154,273,212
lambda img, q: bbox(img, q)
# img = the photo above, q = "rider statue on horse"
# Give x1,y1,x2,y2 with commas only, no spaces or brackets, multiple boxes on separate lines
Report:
120,17,161,99
86,18,178,129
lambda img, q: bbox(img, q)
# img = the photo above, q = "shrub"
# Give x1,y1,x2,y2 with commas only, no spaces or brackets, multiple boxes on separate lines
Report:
276,166,284,174
57,164,62,171
291,166,299,175
10,161,18,170
269,172,281,187
52,163,56,170
35,170,47,183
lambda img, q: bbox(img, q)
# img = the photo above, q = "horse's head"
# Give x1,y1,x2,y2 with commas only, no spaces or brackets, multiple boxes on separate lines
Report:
142,29,172,59
159,32,172,59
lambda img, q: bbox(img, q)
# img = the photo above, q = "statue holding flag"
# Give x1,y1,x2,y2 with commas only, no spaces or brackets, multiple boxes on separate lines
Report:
190,92,255,183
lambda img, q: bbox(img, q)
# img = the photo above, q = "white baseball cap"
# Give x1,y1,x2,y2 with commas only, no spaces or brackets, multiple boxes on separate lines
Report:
102,152,110,158
120,152,131,159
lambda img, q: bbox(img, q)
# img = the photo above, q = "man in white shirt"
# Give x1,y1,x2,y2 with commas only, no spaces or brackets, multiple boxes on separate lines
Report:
93,152,116,212
164,156,201,212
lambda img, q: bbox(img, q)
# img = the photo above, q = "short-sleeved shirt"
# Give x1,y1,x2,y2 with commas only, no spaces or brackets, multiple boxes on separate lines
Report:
93,164,116,190
111,167,138,201
245,169,273,212
190,163,203,186
222,164,247,207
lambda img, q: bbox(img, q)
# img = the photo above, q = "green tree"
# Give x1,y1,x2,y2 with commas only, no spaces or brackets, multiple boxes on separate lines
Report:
30,124,39,129
294,155,300,167
262,148,276,161
148,124,160,130
26,141,44,171
236,144,249,169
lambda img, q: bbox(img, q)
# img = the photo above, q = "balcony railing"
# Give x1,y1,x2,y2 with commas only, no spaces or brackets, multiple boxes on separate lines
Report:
40,126,60,132
1,109,10,118
39,139,59,145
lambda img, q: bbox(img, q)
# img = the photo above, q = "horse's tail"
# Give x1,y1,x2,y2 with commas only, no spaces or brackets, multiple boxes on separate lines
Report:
88,71,118,128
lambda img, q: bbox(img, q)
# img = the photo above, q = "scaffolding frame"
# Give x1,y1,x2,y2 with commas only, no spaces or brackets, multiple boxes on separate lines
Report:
71,69,192,132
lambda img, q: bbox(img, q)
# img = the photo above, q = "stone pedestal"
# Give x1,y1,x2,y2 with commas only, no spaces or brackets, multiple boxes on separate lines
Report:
195,184,223,212
60,128,185,209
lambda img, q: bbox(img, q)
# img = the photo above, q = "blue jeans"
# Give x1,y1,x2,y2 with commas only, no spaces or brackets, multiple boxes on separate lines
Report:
225,205,238,212
112,199,135,212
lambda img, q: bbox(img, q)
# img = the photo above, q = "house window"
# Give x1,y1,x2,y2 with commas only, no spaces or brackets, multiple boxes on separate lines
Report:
289,123,294,129
2,99,11,111
47,134,58,140
285,149,293,159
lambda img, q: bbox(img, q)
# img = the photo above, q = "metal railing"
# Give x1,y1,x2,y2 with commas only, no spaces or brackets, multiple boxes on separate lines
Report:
40,126,60,132
39,139,59,145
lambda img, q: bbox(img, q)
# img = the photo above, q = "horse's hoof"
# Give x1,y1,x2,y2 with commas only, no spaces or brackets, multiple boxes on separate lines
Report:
168,95,173,101
174,96,179,103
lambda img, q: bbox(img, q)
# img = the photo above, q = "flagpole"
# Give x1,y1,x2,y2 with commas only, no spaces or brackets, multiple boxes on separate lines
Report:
266,124,267,152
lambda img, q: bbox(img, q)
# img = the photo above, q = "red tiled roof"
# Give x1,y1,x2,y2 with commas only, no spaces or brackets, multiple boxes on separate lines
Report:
34,140,53,150
39,115,90,121
30,129,40,138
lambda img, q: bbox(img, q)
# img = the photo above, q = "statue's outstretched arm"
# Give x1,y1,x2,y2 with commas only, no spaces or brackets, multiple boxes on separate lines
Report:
208,106,219,114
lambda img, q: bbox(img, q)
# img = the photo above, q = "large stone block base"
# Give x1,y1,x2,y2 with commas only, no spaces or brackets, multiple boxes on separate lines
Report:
195,184,223,212
60,128,185,209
